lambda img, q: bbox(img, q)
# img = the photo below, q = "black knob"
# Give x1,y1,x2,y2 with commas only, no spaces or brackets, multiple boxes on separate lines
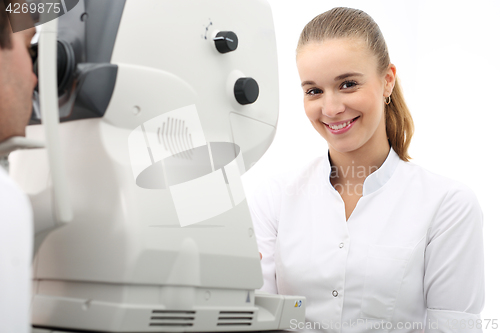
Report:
214,31,238,53
234,78,259,105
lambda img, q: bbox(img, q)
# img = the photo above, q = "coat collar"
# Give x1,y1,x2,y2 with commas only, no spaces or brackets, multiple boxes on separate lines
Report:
326,146,401,196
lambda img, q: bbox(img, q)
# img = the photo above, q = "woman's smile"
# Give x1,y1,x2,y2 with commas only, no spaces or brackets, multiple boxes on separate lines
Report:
324,116,360,134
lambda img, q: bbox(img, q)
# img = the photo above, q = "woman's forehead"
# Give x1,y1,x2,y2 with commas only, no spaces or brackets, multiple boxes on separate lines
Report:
298,38,370,61
296,38,377,78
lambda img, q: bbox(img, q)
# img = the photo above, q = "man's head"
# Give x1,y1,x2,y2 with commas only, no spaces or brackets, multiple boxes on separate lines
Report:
0,1,37,142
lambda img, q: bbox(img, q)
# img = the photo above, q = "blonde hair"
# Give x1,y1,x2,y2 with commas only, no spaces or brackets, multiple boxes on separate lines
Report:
297,7,414,161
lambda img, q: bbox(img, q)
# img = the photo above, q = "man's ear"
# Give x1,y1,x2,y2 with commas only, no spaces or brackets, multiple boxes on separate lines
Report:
384,64,397,97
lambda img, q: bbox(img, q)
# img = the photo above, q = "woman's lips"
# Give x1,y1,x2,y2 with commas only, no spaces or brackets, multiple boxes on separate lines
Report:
324,116,359,134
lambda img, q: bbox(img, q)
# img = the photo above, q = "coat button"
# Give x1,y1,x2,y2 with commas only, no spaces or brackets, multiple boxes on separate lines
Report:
332,290,338,297
339,242,344,248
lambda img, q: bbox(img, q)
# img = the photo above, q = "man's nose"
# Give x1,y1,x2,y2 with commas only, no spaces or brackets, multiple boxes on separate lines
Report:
32,72,38,90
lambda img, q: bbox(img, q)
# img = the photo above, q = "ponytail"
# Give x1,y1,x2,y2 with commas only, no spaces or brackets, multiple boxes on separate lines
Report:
385,78,414,161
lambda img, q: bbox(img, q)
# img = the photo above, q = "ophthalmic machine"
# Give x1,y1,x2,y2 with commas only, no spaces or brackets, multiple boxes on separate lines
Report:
8,0,306,332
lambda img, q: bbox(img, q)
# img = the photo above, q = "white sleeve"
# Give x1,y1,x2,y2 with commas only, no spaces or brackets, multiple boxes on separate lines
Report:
247,177,281,294
424,185,485,333
0,171,33,333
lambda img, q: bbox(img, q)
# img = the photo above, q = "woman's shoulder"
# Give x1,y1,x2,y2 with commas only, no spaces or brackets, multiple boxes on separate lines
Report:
247,154,328,202
264,153,328,190
246,154,328,227
399,159,480,208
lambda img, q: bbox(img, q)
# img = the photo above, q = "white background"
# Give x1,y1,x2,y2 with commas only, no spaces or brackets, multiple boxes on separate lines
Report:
241,0,500,325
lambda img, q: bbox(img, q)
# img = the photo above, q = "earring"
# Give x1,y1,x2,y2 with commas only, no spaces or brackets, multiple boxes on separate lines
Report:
384,96,391,105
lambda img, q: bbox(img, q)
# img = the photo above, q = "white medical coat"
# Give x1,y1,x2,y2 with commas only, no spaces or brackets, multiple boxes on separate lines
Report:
248,147,485,333
0,166,33,333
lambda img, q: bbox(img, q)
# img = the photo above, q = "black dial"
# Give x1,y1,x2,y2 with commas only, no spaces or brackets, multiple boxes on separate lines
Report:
234,78,259,105
214,31,238,53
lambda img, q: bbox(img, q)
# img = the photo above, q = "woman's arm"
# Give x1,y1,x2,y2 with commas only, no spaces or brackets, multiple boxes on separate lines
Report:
424,184,485,332
247,178,281,294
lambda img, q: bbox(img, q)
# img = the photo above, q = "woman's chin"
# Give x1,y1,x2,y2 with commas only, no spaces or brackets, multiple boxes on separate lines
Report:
327,141,361,155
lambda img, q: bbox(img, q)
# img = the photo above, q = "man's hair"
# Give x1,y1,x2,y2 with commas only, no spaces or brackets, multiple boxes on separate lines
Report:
0,0,13,49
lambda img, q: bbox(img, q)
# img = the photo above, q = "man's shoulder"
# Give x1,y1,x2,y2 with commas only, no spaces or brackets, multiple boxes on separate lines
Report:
0,166,31,213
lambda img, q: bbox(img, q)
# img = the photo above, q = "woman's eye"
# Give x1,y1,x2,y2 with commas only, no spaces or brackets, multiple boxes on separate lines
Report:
341,80,357,89
305,88,322,96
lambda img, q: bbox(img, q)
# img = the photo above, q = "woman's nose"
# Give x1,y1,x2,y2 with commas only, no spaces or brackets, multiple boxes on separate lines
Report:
322,92,345,117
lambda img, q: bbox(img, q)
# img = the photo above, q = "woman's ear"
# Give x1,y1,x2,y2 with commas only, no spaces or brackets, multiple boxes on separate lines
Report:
384,64,397,97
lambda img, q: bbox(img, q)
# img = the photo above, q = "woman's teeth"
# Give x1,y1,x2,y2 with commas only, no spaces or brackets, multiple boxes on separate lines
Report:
328,118,355,130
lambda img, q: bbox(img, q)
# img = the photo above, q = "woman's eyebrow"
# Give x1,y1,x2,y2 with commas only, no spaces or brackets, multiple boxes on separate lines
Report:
334,72,363,81
301,72,363,87
301,80,315,87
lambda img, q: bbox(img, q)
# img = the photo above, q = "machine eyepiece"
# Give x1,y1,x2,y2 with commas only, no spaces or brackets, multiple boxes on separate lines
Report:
31,40,76,97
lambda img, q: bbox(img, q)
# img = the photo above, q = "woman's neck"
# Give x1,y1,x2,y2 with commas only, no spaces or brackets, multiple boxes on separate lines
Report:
328,140,391,185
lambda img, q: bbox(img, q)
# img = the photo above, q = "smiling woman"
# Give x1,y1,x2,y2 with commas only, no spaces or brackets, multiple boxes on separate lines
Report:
247,6,485,333
297,37,396,220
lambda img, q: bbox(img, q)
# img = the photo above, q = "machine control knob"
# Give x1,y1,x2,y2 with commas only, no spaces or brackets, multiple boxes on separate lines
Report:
214,31,238,53
234,78,259,105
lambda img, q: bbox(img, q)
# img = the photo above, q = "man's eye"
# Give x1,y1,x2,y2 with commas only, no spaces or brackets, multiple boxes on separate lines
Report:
341,80,357,89
306,88,322,95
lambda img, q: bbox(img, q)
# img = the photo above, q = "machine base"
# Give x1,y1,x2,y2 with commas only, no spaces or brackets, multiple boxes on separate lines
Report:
32,288,305,332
